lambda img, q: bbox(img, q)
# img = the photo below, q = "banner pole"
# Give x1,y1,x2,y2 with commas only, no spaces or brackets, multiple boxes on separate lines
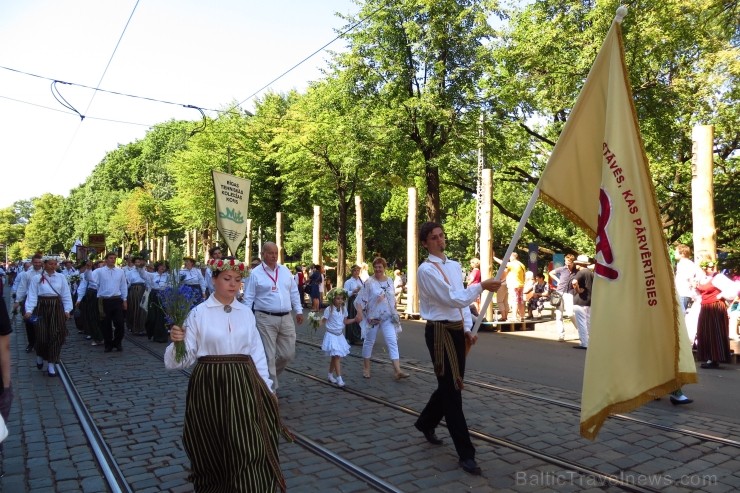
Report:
472,186,541,335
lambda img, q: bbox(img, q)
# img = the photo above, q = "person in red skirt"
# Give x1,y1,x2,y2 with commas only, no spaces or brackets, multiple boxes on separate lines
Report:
695,256,732,369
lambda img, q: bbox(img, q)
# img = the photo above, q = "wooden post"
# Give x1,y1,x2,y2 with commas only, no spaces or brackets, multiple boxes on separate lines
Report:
405,187,419,315
313,206,322,267
245,219,252,262
691,125,717,259
480,169,494,322
276,212,284,264
355,195,364,266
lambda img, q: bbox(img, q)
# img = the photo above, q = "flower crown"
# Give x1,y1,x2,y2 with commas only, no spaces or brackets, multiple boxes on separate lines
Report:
326,287,348,304
207,258,248,277
699,259,716,269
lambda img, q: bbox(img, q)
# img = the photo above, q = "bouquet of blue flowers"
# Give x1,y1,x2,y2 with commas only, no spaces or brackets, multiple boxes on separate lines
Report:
159,247,199,362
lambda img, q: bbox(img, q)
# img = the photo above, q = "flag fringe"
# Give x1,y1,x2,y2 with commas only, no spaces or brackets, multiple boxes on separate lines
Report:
539,192,596,239
580,375,697,440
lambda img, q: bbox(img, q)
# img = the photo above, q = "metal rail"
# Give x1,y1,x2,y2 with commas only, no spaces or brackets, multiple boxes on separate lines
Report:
57,362,134,493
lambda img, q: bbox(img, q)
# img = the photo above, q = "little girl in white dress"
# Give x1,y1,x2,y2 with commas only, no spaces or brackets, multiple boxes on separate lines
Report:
321,289,357,387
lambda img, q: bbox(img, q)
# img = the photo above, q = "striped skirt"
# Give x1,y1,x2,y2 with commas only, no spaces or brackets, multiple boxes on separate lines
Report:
127,284,147,333
697,301,731,363
36,296,68,362
183,355,291,493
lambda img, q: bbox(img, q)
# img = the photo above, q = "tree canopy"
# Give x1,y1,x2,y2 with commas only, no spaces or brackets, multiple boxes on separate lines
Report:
2,0,737,272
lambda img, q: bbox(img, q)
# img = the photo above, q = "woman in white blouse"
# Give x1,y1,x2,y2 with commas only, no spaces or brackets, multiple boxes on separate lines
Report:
24,257,72,377
165,257,290,493
355,257,410,380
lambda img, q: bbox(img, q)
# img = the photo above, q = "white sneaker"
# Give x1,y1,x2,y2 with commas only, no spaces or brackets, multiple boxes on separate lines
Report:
328,373,337,384
336,376,345,387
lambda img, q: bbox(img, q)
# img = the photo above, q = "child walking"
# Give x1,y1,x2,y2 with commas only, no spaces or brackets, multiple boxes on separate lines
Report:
321,288,358,387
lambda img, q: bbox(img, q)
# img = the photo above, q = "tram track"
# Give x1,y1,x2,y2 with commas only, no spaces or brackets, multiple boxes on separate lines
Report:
296,337,740,449
125,334,404,493
56,361,133,493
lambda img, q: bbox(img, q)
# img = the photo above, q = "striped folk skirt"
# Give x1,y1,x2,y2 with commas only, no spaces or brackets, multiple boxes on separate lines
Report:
697,301,731,363
184,355,291,493
127,284,147,333
36,296,68,363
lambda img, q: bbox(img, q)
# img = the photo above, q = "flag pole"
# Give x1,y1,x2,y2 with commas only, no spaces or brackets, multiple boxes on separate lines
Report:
472,186,541,335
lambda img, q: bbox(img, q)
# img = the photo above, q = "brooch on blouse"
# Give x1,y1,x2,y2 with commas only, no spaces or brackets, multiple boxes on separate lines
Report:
223,305,232,313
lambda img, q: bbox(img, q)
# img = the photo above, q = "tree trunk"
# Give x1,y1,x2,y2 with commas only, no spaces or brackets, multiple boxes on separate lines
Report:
336,196,348,289
425,162,441,222
406,187,419,315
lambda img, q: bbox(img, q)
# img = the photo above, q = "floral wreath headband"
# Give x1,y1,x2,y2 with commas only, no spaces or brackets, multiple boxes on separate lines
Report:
207,258,248,277
699,259,717,269
326,287,348,305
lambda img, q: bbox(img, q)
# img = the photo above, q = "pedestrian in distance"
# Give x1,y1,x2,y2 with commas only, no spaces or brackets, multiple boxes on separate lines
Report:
24,257,73,377
321,288,356,387
95,252,128,353
414,221,502,476
165,257,291,493
695,255,732,369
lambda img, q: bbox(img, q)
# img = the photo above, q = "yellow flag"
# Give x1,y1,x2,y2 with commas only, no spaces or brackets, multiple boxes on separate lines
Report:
537,9,697,440
212,170,251,257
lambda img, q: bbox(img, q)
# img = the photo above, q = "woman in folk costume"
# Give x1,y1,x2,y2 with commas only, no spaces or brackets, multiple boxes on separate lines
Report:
145,261,170,343
355,257,410,380
695,256,732,369
179,257,206,305
165,257,291,493
24,257,72,377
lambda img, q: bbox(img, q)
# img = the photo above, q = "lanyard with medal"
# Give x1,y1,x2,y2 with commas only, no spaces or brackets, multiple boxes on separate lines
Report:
263,264,279,292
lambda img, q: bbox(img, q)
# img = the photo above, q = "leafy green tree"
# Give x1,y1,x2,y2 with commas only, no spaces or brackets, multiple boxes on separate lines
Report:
488,0,739,256
21,194,68,256
335,0,498,222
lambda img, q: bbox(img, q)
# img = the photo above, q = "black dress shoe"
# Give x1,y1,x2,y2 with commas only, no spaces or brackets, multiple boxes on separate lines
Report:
700,361,719,369
25,344,34,353
670,395,693,405
36,362,43,369
414,423,443,445
459,458,482,475
104,346,113,353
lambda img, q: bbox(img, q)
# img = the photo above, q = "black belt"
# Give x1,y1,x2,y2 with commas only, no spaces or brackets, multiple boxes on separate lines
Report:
100,296,121,300
255,310,289,317
130,283,145,286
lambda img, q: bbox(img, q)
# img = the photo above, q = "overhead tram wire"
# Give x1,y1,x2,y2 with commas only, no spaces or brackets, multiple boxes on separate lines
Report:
56,0,142,167
227,0,391,112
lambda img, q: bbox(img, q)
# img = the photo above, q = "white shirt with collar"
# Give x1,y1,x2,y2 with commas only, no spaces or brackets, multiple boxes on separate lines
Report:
344,277,364,296
164,294,272,390
126,267,147,285
180,267,206,292
242,263,303,314
417,254,482,332
94,266,128,300
14,267,43,300
146,271,170,291
25,271,74,314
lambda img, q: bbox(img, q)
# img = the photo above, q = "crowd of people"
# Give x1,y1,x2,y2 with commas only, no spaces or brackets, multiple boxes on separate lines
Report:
1,233,738,489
